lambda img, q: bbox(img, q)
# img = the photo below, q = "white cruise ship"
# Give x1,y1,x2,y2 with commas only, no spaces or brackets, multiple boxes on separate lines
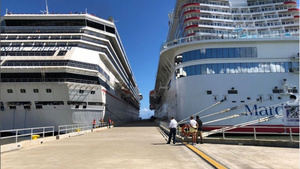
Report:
0,13,142,130
151,0,299,132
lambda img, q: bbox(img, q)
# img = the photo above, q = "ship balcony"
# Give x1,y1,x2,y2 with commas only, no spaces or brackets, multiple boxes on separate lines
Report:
182,7,289,17
182,1,229,9
198,2,229,8
248,0,288,7
160,31,299,52
183,15,294,24
288,8,300,12
184,23,234,31
284,1,297,5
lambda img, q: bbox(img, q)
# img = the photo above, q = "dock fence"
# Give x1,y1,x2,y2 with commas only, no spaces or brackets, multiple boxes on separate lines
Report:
0,126,55,144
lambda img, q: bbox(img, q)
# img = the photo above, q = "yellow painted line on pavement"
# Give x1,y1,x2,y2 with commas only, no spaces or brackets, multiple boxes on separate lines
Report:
184,143,227,169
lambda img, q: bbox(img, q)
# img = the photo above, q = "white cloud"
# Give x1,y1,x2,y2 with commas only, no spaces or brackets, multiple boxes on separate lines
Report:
139,107,154,119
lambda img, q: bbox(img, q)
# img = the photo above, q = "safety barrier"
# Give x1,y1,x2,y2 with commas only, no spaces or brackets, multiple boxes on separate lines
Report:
58,122,108,135
0,126,55,144
159,121,299,142
219,126,299,142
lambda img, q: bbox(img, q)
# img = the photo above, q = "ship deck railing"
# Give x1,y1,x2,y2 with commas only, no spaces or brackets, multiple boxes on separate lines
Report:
0,78,98,84
161,32,299,51
0,126,55,144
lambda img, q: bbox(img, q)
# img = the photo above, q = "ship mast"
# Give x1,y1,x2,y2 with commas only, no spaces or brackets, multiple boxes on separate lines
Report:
45,0,49,14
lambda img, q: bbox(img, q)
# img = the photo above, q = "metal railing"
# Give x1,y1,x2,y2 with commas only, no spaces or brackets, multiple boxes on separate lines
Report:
159,121,299,142
58,122,108,135
161,32,299,51
0,126,55,144
219,126,299,142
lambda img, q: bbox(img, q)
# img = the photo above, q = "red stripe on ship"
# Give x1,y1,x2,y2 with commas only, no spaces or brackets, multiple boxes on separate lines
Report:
184,17,200,23
284,1,297,4
184,24,198,30
186,33,196,37
182,3,200,9
102,89,124,103
202,125,299,133
183,9,201,15
288,8,300,11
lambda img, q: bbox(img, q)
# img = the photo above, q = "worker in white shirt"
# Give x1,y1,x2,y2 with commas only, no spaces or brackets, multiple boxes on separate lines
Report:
167,117,178,144
189,116,198,145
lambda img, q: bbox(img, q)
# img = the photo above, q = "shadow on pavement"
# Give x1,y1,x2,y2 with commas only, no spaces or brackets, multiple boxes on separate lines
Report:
152,143,185,146
118,120,158,127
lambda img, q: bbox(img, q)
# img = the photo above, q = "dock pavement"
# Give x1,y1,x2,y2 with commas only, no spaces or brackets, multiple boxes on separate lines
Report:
1,121,299,169
1,121,211,169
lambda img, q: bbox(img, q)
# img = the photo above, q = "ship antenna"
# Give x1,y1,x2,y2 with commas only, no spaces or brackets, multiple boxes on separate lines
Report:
85,8,88,14
45,0,49,14
6,8,8,14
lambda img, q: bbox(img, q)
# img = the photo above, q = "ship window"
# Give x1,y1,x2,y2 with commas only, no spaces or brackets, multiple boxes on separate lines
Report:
232,101,237,103
75,105,79,109
278,96,282,100
79,90,84,94
272,88,284,93
9,106,16,109
5,19,86,27
87,20,104,31
20,89,26,93
105,26,115,34
228,87,238,94
83,105,87,109
36,105,43,109
57,51,67,56
288,87,298,93
35,101,64,105
228,89,238,94
269,95,273,100
24,105,31,109
33,89,39,93
206,90,212,95
88,102,103,106
7,89,13,93
46,89,52,93
91,91,96,94
67,101,86,105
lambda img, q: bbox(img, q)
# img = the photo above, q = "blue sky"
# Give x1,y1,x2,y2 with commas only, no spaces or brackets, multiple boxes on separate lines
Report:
1,0,176,119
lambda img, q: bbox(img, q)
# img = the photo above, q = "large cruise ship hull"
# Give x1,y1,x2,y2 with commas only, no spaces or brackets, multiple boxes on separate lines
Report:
0,82,106,130
0,82,139,130
104,89,140,125
153,40,299,132
162,73,298,127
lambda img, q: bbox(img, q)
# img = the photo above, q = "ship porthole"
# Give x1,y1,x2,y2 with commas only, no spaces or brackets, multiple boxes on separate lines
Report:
290,95,297,100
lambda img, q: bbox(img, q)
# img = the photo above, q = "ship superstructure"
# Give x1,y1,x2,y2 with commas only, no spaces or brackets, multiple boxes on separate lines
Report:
151,0,299,130
0,13,141,130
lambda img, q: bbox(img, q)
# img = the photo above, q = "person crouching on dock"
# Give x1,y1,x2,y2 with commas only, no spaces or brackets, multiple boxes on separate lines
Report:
167,117,177,144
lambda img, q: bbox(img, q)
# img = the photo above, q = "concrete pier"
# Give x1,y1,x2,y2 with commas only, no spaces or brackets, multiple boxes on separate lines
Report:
1,121,299,169
1,121,211,169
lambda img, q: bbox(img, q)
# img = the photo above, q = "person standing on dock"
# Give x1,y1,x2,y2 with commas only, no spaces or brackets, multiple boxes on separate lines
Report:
92,119,96,129
189,116,198,145
167,117,177,144
196,116,203,144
